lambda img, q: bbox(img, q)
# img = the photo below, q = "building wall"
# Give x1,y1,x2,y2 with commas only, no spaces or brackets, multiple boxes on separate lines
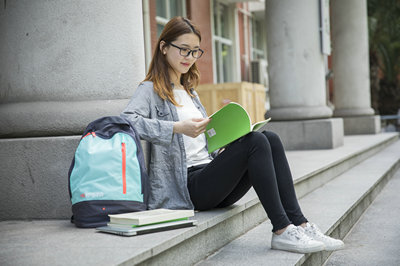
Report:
145,1,263,86
238,5,246,81
149,0,157,54
239,3,253,82
146,0,213,84
187,0,214,84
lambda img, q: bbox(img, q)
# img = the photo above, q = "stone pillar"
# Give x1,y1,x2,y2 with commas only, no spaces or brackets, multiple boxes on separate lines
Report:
331,0,381,135
265,0,343,150
0,0,145,137
0,0,145,220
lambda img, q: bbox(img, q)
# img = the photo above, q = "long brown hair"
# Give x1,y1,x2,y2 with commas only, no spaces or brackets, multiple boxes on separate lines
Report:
144,17,202,106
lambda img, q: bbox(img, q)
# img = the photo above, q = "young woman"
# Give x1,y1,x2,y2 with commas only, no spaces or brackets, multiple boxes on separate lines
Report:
121,16,344,254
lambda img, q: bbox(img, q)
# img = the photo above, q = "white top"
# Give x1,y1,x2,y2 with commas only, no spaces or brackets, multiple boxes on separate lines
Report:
173,89,212,168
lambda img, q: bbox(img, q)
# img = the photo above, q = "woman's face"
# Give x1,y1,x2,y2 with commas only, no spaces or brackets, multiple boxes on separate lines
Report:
162,33,200,78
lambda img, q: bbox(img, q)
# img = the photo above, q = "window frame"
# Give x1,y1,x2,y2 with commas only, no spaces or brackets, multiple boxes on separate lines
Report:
250,15,267,61
155,0,187,37
211,0,238,83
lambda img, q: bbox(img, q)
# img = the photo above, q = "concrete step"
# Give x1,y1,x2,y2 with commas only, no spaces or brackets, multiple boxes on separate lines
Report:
0,133,398,266
197,139,400,266
289,133,398,199
325,167,400,266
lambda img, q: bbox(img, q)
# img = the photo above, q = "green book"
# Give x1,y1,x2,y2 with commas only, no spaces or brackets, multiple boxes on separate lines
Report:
205,102,271,153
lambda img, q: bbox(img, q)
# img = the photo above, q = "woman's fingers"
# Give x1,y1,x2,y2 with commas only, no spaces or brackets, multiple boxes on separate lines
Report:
193,118,210,136
177,118,211,138
193,118,210,128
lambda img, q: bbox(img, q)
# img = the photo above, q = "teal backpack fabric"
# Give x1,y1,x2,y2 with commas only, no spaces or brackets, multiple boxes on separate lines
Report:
68,116,148,228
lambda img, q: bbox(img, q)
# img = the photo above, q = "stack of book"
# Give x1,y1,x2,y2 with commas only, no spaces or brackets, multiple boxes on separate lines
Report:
96,209,197,236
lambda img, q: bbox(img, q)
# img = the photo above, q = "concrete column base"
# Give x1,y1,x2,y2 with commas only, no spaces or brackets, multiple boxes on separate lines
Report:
267,105,333,120
342,115,381,135
0,136,80,220
0,136,150,220
265,118,344,150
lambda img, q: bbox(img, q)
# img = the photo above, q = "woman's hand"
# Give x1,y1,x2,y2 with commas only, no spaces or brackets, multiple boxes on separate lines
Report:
173,118,211,138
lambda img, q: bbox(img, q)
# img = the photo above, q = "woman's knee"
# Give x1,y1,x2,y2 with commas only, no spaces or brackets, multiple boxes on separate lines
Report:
262,131,283,146
242,131,268,145
238,132,271,153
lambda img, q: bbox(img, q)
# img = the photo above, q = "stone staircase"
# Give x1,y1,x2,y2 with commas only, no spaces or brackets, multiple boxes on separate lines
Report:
325,167,400,266
0,132,399,266
198,133,400,265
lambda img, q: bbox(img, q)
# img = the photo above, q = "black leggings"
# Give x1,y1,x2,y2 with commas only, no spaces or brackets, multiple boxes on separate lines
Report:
187,131,308,232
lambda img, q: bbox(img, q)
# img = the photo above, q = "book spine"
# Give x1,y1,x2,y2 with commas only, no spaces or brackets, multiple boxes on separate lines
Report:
138,211,194,225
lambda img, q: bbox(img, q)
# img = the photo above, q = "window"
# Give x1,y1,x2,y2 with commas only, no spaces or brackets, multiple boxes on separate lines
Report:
213,1,235,83
250,16,267,60
156,0,186,37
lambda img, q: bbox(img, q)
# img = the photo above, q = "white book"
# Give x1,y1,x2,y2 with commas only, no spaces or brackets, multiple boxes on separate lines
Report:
108,209,195,226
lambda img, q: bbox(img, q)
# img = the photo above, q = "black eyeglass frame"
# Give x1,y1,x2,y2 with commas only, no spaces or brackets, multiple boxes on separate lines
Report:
168,42,204,59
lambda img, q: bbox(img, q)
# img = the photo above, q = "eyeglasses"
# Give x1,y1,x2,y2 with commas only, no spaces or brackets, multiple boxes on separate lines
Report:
168,42,204,59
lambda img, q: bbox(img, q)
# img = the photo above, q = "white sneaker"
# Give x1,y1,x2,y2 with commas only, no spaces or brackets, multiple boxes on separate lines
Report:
300,222,345,251
271,224,325,253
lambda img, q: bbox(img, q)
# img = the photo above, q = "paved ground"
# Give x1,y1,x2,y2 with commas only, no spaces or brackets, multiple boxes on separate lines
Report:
325,168,400,266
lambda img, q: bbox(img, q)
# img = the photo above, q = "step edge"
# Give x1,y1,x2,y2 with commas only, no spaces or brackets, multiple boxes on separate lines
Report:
127,197,262,265
295,133,398,185
124,203,268,266
294,136,399,199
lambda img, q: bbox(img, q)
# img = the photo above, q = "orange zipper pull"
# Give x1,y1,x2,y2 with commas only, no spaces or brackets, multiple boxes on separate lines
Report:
121,142,127,195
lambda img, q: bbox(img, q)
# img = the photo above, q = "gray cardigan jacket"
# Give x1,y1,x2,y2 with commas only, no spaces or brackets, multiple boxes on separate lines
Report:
121,81,213,210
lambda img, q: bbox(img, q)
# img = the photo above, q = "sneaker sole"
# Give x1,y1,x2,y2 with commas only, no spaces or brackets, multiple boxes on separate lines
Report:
324,243,345,251
271,242,325,254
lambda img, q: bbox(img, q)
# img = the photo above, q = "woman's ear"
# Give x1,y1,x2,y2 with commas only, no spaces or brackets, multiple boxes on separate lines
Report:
160,41,167,55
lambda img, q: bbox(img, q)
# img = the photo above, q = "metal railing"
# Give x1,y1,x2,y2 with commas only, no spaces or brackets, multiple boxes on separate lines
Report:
381,114,400,132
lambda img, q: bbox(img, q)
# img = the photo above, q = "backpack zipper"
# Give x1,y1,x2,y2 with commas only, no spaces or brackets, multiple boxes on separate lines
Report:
82,132,96,139
121,142,127,194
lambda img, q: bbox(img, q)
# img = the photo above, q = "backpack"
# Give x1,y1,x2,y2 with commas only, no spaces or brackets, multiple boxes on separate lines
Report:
68,116,148,228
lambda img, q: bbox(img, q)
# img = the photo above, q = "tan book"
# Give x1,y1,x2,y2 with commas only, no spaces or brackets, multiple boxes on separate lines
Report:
108,209,195,226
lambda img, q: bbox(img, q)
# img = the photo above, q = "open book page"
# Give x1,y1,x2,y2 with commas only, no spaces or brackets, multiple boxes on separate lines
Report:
205,102,251,153
205,102,271,153
251,118,272,132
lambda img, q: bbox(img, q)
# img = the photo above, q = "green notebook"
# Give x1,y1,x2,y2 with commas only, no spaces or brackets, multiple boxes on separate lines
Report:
205,102,271,153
